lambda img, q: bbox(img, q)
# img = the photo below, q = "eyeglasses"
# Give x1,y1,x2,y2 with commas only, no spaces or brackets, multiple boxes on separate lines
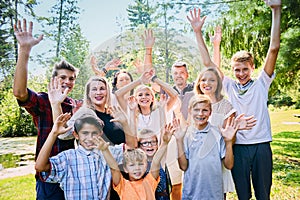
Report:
139,140,158,147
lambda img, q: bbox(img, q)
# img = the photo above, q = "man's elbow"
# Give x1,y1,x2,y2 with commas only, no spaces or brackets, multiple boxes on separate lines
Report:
270,43,280,53
13,88,28,101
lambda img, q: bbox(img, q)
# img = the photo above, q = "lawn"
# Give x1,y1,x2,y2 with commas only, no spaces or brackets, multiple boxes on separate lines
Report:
0,109,299,199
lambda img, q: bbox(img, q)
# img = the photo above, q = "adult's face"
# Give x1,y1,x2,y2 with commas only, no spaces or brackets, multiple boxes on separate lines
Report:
56,69,76,94
172,66,188,88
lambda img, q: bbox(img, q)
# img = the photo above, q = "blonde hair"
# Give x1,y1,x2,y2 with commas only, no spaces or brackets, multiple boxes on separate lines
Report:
123,148,147,166
194,67,223,101
137,129,157,141
134,85,157,112
231,50,254,67
187,95,212,124
83,76,111,110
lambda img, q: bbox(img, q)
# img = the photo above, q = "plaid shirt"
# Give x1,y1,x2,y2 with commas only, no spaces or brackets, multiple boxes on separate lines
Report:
18,89,82,178
42,145,124,200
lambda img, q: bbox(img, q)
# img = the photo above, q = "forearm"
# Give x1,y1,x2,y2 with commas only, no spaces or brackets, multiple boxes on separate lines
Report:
176,138,188,171
13,47,31,101
91,65,105,77
122,122,138,149
144,47,153,71
223,141,234,170
51,103,63,122
35,132,56,172
153,77,178,111
194,31,217,68
150,143,168,179
212,42,221,68
115,79,142,111
101,148,121,185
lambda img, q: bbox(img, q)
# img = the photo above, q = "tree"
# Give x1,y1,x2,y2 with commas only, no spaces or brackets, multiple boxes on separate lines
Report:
127,0,154,30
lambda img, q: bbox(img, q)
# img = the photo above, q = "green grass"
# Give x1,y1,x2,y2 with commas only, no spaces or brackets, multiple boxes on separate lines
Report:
0,109,299,199
0,174,35,200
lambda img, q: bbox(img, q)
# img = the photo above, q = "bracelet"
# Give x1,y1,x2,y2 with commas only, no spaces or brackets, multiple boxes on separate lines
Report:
102,68,108,74
151,75,158,82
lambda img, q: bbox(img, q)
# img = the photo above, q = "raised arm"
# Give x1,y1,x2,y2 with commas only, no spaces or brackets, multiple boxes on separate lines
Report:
220,116,238,170
95,136,121,186
151,75,179,112
263,0,281,76
115,70,153,112
35,113,72,172
91,55,122,77
109,106,138,148
13,19,43,102
142,29,155,72
150,123,174,179
172,118,188,171
210,26,222,68
187,8,217,68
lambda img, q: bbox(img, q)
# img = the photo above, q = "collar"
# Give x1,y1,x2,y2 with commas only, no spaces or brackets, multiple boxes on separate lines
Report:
195,123,210,134
77,145,102,156
235,79,254,95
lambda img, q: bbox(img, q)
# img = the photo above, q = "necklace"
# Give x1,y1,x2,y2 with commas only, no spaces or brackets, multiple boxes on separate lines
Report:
141,112,152,126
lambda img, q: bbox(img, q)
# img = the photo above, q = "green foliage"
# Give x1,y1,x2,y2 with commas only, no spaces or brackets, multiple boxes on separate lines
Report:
127,0,154,30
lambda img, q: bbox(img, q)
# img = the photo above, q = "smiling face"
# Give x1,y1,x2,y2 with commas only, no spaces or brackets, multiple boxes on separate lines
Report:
123,149,148,181
199,71,218,96
135,87,154,108
88,80,108,108
172,66,188,89
116,72,132,89
56,69,76,94
190,102,211,130
75,123,102,150
232,61,254,85
139,135,158,159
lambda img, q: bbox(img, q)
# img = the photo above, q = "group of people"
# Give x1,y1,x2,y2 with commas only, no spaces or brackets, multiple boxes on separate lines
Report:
12,0,281,199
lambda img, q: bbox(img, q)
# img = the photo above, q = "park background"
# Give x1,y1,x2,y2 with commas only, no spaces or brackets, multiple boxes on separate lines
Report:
0,0,299,199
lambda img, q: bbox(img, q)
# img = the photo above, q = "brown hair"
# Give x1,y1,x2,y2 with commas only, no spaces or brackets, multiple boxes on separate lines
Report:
52,60,79,78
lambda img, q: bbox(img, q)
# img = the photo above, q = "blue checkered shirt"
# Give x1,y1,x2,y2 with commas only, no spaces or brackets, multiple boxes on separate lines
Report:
41,144,123,200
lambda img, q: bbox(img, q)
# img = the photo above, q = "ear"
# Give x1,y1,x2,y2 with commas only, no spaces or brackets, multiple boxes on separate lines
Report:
73,131,79,140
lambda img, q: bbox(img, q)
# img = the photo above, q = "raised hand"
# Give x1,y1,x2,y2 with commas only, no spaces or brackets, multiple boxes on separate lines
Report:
220,116,238,143
264,0,281,8
105,58,122,71
140,68,154,84
109,106,128,125
133,59,144,75
158,93,167,109
48,77,68,105
51,113,72,137
172,118,186,140
127,96,138,110
187,8,207,33
235,114,257,130
94,135,110,151
14,19,43,49
142,29,155,49
162,123,175,144
210,26,222,45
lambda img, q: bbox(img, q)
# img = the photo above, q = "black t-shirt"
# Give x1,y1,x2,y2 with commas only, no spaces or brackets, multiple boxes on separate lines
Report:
95,110,125,145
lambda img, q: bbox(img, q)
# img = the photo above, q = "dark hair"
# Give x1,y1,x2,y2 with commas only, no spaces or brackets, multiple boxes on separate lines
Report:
52,60,79,78
74,115,104,134
112,70,134,95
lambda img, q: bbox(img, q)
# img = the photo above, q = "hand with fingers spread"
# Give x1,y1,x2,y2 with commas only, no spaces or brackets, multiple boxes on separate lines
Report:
109,106,128,125
139,68,154,85
235,114,257,130
128,96,138,111
133,59,144,75
187,8,207,34
162,123,175,144
220,116,239,143
51,113,72,137
172,118,187,140
48,77,69,106
105,58,122,71
158,93,167,109
14,19,43,50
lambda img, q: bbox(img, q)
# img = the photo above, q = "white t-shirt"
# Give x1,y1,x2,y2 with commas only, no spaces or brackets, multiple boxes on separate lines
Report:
223,70,275,144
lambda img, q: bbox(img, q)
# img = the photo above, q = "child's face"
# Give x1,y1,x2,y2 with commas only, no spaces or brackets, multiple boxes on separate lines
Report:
135,88,154,108
88,80,108,107
56,69,76,94
125,159,148,181
139,136,158,158
232,61,254,85
74,123,102,150
199,71,218,96
190,102,211,130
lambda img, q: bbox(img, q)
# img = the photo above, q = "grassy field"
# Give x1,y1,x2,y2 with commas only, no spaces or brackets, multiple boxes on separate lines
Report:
0,109,299,199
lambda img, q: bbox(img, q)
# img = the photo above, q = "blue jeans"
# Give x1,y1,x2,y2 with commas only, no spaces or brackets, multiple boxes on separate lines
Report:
36,179,65,200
